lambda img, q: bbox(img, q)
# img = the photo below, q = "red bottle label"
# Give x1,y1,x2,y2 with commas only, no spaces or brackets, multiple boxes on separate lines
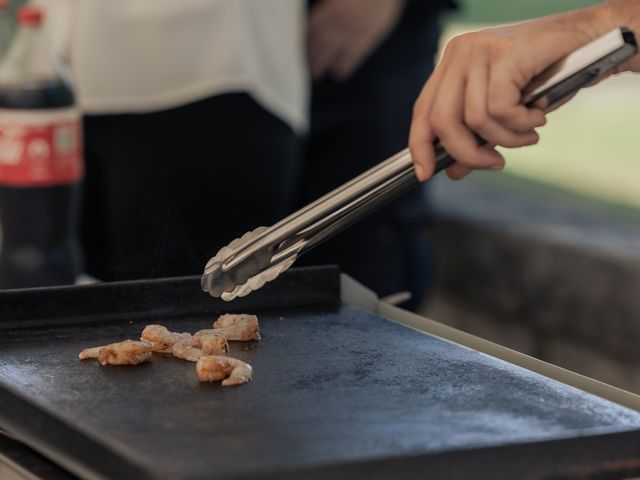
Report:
0,108,83,187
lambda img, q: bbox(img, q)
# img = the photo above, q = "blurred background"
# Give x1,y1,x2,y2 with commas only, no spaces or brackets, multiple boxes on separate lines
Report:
2,0,640,392
6,0,631,209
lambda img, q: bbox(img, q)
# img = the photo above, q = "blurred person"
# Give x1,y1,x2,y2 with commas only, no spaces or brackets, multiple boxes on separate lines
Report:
409,0,640,183
298,0,454,310
13,0,309,281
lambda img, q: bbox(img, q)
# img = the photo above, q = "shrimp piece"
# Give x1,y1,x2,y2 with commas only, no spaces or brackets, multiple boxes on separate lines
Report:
81,340,153,366
196,355,252,386
143,325,227,362
195,314,260,341
192,333,228,355
78,346,102,360
141,325,192,352
171,341,205,362
214,314,260,340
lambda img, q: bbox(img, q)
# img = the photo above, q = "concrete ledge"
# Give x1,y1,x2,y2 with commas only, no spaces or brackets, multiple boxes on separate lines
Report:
425,173,640,392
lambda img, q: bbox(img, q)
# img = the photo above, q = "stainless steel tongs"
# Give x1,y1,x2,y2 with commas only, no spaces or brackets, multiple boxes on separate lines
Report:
202,27,637,301
201,147,452,300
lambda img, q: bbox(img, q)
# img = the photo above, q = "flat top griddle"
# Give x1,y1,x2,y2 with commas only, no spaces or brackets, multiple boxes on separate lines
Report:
1,267,640,480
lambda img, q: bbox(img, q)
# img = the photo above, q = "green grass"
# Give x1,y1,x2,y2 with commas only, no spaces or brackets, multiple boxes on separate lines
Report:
451,0,598,23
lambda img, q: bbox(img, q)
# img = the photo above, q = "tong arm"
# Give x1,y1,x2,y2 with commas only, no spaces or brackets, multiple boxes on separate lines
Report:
219,146,454,276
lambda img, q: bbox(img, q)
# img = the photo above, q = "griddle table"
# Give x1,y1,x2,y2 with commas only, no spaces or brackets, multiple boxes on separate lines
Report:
1,267,640,480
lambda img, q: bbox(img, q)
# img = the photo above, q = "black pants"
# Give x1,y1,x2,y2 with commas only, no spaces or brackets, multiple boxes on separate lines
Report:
81,93,300,281
297,12,443,309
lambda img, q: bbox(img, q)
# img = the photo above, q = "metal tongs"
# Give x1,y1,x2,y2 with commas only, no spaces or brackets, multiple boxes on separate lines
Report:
202,27,637,301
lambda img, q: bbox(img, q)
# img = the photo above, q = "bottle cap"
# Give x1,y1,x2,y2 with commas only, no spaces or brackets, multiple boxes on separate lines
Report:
17,6,44,26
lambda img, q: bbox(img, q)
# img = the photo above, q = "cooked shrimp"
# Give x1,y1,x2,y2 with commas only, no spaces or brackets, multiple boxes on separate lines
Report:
141,325,192,352
195,314,260,341
171,341,205,362
192,333,228,355
214,314,261,340
196,355,252,386
78,346,102,360
80,340,153,366
140,325,228,362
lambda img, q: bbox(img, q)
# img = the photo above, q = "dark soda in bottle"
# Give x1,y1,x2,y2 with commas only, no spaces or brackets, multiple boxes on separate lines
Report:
0,6,83,288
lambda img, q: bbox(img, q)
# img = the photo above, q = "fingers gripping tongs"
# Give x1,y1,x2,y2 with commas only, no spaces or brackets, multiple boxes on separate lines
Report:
202,27,637,301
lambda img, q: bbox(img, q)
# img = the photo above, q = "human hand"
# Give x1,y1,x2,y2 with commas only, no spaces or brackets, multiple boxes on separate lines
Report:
409,1,640,182
307,0,405,81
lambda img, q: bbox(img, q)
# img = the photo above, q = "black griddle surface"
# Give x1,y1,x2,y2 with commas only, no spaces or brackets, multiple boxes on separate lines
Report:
1,268,640,480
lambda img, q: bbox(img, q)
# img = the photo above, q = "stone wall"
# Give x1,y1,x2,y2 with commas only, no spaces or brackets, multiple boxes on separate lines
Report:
422,173,640,393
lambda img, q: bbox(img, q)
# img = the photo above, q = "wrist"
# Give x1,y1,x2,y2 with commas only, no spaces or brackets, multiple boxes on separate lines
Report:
543,1,625,45
589,0,640,36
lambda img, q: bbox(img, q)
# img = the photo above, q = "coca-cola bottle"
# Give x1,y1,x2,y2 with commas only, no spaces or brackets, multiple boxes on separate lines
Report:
0,6,82,288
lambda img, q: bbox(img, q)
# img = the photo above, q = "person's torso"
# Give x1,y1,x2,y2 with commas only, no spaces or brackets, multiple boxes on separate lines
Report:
36,0,309,131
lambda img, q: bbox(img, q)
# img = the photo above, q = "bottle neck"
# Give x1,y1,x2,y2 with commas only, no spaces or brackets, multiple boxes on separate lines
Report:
0,23,60,87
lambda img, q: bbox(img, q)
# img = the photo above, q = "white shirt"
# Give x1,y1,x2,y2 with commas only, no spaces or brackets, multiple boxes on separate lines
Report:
37,0,309,132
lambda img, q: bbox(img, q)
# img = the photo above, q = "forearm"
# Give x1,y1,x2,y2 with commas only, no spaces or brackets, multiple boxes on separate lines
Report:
603,0,640,31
